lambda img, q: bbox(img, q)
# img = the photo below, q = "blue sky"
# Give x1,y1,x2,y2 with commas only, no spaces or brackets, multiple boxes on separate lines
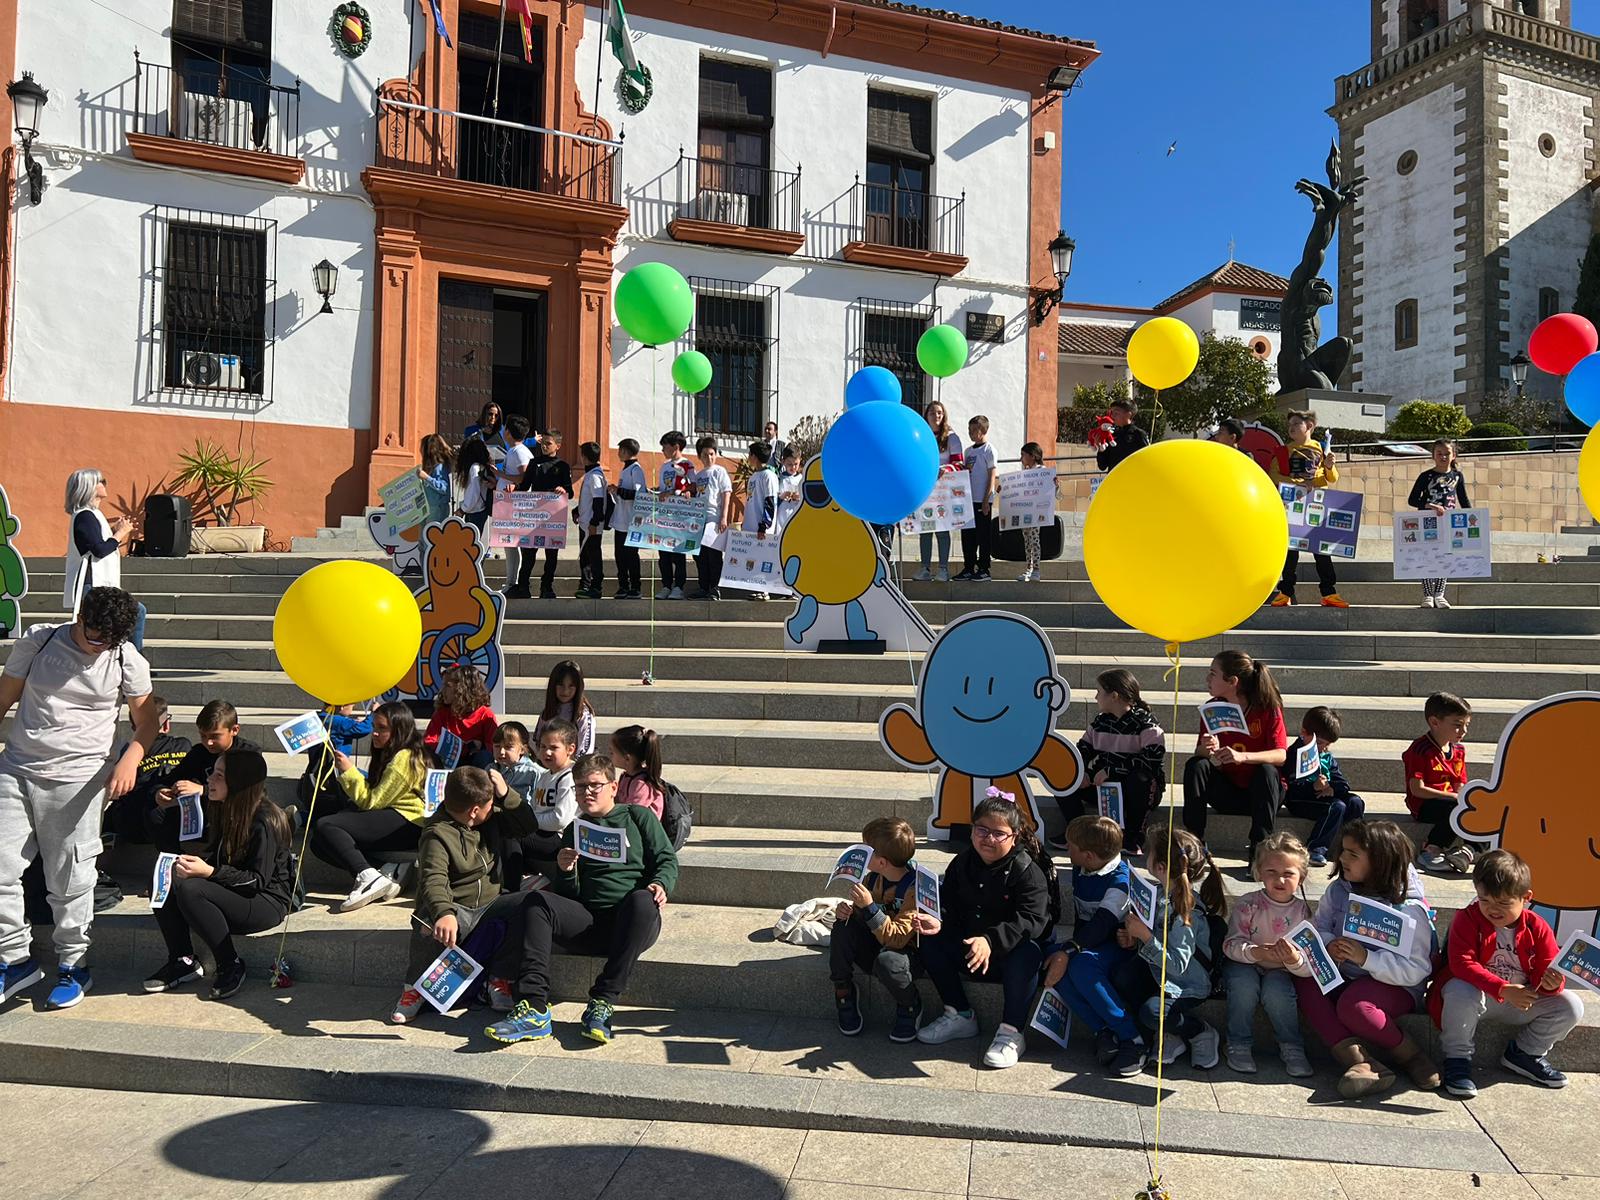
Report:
955,1,1599,308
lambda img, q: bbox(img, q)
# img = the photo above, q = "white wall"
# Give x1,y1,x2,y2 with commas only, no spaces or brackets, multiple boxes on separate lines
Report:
1172,292,1282,387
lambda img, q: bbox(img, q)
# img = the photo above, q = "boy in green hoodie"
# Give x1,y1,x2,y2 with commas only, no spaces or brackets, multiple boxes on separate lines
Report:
484,752,678,1047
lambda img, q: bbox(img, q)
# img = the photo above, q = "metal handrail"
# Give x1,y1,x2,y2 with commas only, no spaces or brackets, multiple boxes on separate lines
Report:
376,96,621,148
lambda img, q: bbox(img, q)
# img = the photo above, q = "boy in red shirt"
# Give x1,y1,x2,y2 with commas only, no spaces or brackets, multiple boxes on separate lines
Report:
1429,850,1581,1096
1402,692,1477,874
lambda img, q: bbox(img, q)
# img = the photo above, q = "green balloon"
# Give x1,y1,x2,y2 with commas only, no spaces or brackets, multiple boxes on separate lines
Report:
615,262,694,347
672,350,713,394
917,324,969,378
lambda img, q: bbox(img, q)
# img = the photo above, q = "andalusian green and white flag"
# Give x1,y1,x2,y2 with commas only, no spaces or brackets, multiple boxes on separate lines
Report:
605,0,651,109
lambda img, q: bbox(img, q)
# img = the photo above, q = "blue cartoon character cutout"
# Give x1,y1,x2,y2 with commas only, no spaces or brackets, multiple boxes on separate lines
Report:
779,456,932,653
880,611,1082,838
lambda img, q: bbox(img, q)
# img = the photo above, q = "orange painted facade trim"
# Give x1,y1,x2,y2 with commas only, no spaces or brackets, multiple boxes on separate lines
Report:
1024,94,1064,450
666,217,805,256
840,240,968,277
125,132,307,185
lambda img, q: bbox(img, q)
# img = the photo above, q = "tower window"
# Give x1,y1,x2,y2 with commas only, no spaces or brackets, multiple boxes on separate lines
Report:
1405,0,1441,41
1540,287,1561,321
1539,133,1557,158
1397,149,1418,176
1395,299,1419,350
1516,1,1540,17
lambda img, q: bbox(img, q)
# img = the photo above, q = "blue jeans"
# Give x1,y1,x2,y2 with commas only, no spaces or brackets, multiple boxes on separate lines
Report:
919,531,950,572
917,927,1043,1029
1284,792,1365,855
1054,942,1140,1041
132,602,146,654
1223,959,1303,1051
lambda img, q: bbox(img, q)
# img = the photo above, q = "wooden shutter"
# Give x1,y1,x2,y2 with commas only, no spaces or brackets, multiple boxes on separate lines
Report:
867,89,932,161
699,59,772,127
172,0,271,52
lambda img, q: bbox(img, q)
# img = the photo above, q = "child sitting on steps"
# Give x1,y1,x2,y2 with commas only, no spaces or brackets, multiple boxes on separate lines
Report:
1221,832,1314,1076
830,817,923,1043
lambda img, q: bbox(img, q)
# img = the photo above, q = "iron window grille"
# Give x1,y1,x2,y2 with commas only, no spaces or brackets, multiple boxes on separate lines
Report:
678,275,781,441
854,296,938,412
148,206,276,412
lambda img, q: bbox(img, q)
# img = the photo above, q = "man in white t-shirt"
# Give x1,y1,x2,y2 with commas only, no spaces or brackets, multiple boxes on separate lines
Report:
0,586,159,1009
495,415,535,593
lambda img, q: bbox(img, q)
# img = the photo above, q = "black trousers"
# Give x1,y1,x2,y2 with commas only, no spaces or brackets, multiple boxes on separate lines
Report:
579,529,604,592
1056,774,1161,852
960,511,993,574
614,530,641,593
695,546,724,594
156,876,286,967
659,552,687,591
1182,756,1283,847
507,887,662,1007
516,548,561,594
829,914,918,1007
310,809,419,879
1414,794,1483,850
1279,549,1337,599
501,829,566,894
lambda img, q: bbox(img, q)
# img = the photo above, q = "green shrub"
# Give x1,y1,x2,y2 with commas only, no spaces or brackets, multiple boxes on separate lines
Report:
1386,400,1472,441
1458,421,1527,452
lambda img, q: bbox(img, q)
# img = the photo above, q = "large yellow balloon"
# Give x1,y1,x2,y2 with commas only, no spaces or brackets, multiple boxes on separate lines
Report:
1084,440,1288,643
1582,427,1600,522
1127,317,1200,391
273,561,422,705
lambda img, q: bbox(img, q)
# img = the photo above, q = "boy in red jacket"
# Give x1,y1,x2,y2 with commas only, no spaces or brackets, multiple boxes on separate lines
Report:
1430,850,1582,1097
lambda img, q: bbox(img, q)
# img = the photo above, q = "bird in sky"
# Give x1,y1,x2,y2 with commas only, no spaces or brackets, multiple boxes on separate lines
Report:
1167,140,1178,157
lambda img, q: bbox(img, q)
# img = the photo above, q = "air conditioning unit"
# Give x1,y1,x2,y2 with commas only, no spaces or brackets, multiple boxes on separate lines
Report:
182,351,244,391
696,188,750,226
178,91,257,149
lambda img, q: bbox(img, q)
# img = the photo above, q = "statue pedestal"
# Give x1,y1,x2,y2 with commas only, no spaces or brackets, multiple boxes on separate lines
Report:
1275,388,1391,433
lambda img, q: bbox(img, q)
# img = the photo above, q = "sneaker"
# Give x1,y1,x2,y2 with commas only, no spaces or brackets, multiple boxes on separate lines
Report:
45,964,91,1009
1094,1027,1120,1066
1111,1038,1148,1077
656,586,672,599
835,984,864,1036
1158,1032,1186,1065
538,588,557,600
485,999,552,1044
1435,595,1451,609
1017,569,1037,583
668,587,685,600
1269,592,1293,607
1281,1046,1314,1078
707,589,722,601
1226,1043,1257,1073
486,977,514,1013
572,588,599,600
391,987,426,1025
1442,1056,1477,1098
1188,1021,1220,1069
972,570,991,582
935,568,950,582
503,587,531,600
1321,593,1350,608
915,1006,979,1044
889,994,923,1043
581,998,615,1044
751,592,769,602
0,958,44,1003
143,956,204,993
912,568,933,582
1417,847,1451,873
1309,847,1329,868
982,1025,1025,1069
1445,845,1476,874
210,958,247,1000
1420,595,1437,608
952,568,975,581
1501,1041,1567,1088
340,868,401,912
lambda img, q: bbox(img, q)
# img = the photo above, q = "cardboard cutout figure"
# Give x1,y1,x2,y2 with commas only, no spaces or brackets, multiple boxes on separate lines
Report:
0,484,27,638
367,509,424,575
1238,420,1286,475
780,456,932,654
385,517,505,710
1452,692,1600,940
880,611,1082,838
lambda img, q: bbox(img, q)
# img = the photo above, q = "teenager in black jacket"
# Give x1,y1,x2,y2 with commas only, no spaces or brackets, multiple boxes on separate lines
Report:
510,429,574,599
144,749,294,1001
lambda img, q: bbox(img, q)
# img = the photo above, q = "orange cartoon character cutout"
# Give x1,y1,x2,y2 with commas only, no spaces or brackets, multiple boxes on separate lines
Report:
1452,692,1600,941
388,517,504,707
880,611,1082,839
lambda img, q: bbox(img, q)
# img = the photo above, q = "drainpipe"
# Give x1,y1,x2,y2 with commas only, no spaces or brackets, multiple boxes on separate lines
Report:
822,2,837,58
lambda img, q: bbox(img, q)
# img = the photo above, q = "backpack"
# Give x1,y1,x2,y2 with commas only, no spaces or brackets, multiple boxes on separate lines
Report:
1022,844,1064,930
1196,909,1229,998
660,779,693,850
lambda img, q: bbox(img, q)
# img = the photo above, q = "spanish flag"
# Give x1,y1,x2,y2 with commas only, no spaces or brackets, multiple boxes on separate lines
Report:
510,0,535,63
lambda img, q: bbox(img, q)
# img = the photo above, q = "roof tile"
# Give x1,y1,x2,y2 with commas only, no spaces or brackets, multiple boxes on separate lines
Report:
1058,323,1134,356
1152,262,1290,313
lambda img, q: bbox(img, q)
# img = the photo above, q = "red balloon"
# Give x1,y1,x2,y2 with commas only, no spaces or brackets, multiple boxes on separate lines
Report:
1529,313,1599,375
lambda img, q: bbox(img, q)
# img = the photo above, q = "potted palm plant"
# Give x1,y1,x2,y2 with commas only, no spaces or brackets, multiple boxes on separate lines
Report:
172,440,274,553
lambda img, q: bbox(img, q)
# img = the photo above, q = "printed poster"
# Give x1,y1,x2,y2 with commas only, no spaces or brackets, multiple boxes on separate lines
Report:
575,818,627,863
489,491,569,551
1029,986,1073,1049
274,711,329,756
720,529,793,596
826,843,874,896
178,794,205,842
1342,896,1415,958
415,944,483,1013
150,852,178,910
1279,484,1363,558
1392,508,1493,580
1286,919,1341,994
995,467,1057,531
899,470,976,537
913,862,941,920
1199,701,1249,737
436,728,463,770
1293,740,1321,781
378,470,431,540
1096,781,1124,826
1554,930,1600,993
1126,869,1159,930
423,769,449,818
626,493,710,555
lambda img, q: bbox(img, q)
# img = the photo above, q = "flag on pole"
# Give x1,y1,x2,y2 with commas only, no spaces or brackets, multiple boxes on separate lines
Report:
606,0,649,105
420,0,453,47
510,0,535,63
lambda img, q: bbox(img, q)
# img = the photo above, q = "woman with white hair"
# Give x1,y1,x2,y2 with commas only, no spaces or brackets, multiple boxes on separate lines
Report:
63,469,144,651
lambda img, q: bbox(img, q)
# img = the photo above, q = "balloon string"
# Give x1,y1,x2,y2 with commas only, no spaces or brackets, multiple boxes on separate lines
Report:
269,706,338,984
1150,638,1182,1186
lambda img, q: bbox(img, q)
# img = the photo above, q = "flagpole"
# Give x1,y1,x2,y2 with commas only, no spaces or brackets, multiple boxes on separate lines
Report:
493,0,508,117
593,0,611,119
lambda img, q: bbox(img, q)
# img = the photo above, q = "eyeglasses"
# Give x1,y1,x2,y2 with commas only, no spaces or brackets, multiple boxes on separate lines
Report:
577,780,610,794
971,826,1015,843
79,627,110,647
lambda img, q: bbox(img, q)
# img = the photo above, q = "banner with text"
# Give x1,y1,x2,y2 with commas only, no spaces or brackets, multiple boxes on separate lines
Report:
626,494,710,555
1393,507,1492,580
1280,483,1363,559
995,468,1057,531
378,471,431,540
899,470,976,537
720,530,793,595
489,492,569,550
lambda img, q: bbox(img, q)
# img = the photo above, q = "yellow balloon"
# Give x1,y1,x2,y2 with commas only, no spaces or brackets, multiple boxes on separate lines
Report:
273,561,422,705
1582,427,1600,523
1127,317,1200,391
1084,440,1288,643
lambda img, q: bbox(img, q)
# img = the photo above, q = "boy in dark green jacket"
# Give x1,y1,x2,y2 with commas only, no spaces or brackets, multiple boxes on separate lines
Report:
485,752,678,1047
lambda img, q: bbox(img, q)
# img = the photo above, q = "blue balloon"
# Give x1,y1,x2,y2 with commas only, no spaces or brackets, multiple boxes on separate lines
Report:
821,401,939,525
1566,351,1600,427
844,365,903,409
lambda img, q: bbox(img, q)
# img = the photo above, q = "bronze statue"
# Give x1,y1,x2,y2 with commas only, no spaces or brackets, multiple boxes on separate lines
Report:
1279,141,1364,394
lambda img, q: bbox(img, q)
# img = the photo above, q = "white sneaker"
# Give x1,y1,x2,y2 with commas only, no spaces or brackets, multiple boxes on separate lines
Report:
1281,1045,1314,1078
1417,848,1450,872
1158,1031,1187,1065
669,587,685,600
341,868,400,912
935,568,950,582
915,1006,979,1044
391,987,425,1024
1435,595,1451,609
1188,1021,1220,1069
1420,595,1436,608
913,568,933,582
1226,1043,1257,1073
982,1025,1025,1069
656,586,672,600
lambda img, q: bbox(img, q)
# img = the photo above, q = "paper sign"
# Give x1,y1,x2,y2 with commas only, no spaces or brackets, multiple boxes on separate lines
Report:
178,794,205,842
489,491,569,550
423,769,450,818
1294,740,1321,781
378,470,431,539
1280,483,1363,558
995,467,1058,530
1554,930,1600,993
899,470,977,537
913,862,941,920
414,944,483,1013
274,711,329,756
1199,700,1249,737
1286,919,1341,994
1392,507,1493,580
1341,896,1415,958
436,728,463,770
1096,781,1124,826
626,493,711,554
150,852,178,909
575,818,628,863
826,843,874,896
1028,986,1074,1049
1126,869,1159,930
720,530,794,596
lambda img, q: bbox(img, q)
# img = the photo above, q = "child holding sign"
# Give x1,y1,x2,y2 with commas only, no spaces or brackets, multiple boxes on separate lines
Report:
1429,851,1580,1096
424,665,498,769
1182,651,1287,860
1407,439,1471,609
1281,706,1366,868
1299,820,1440,1099
1012,441,1053,583
1053,669,1165,855
1221,833,1314,1076
1268,410,1348,608
829,817,923,1043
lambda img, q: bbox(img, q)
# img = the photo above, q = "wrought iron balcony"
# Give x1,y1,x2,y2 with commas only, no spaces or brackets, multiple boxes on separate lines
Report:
842,179,967,276
131,53,300,159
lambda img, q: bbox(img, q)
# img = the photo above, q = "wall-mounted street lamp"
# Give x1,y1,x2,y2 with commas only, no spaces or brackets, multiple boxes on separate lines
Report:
1509,349,1530,398
1031,231,1075,326
312,258,338,315
7,72,48,206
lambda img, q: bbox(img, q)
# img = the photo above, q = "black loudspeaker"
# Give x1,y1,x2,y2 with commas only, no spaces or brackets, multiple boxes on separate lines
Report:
143,494,192,558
